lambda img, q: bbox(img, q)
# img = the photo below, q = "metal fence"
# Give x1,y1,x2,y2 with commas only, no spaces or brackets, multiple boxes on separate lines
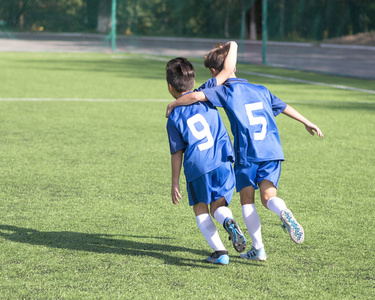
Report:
1,0,374,79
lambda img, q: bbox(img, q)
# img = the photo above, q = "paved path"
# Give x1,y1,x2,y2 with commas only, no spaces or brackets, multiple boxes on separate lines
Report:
1,33,374,79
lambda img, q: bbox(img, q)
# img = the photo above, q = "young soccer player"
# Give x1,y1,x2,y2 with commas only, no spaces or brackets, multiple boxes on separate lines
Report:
166,43,324,261
166,51,247,265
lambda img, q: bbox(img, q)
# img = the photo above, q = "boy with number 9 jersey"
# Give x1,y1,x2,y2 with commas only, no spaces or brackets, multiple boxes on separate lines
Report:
166,43,246,265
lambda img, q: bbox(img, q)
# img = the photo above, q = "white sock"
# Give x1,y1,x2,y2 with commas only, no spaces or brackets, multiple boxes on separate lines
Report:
196,213,226,251
213,206,233,225
267,197,287,218
242,204,264,250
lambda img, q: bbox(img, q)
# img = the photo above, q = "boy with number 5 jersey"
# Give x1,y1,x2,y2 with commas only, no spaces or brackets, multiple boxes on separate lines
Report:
166,43,324,261
166,43,246,265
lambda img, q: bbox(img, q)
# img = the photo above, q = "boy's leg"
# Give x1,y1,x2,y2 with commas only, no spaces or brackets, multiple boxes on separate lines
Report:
193,203,230,264
210,197,232,223
194,203,227,251
259,180,285,214
210,197,246,253
235,163,264,255
259,180,304,244
240,187,263,249
239,186,266,260
188,172,230,264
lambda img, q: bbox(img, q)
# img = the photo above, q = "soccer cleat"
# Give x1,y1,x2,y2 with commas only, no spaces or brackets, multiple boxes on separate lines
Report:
223,217,247,253
280,209,305,244
206,251,229,265
240,246,267,261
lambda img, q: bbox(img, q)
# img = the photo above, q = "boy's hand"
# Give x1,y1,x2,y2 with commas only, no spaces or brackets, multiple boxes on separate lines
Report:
282,105,324,138
305,122,324,137
171,183,182,205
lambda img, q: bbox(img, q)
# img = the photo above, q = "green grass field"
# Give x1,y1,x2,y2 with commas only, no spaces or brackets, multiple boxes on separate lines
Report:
0,52,374,299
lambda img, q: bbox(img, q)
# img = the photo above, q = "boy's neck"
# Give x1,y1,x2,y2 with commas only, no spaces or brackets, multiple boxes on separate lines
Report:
212,71,237,79
174,91,190,99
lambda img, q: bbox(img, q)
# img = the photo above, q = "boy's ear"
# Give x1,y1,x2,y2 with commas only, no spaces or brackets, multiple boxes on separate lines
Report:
168,83,175,93
210,68,217,77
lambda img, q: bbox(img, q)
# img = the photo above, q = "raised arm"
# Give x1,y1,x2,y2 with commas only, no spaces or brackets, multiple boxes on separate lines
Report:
171,150,183,205
214,41,238,85
282,104,324,137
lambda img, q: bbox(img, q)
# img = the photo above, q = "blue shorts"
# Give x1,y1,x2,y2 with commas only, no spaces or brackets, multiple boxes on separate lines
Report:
235,160,281,192
187,162,235,206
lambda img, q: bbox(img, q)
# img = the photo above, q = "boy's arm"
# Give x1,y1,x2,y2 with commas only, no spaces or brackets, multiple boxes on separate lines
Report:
282,104,324,137
165,41,237,118
214,41,238,85
171,149,183,205
166,92,206,118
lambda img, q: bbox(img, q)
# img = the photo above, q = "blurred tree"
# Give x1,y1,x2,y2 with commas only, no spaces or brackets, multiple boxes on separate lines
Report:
84,0,100,30
97,0,111,33
0,0,374,39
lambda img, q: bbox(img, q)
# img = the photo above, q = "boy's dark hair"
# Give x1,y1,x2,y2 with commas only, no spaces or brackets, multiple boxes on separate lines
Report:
204,43,230,72
166,57,195,93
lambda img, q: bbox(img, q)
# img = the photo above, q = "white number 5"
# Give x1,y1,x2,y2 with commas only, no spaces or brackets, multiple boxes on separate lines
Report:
187,114,214,151
245,102,267,140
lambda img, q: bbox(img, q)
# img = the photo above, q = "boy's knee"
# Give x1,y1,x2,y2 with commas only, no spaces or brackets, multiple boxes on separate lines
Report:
193,203,209,216
209,197,226,216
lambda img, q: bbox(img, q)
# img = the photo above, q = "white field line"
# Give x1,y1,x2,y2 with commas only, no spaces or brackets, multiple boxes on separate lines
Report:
0,98,374,105
0,98,170,102
133,56,375,95
236,70,375,95
1,55,374,102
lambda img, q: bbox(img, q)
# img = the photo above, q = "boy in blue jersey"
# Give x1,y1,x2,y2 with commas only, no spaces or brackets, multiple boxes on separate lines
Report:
166,50,247,265
166,43,324,261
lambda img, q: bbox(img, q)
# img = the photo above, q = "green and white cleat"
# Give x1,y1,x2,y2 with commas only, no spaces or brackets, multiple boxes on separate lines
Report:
280,209,304,244
240,246,267,261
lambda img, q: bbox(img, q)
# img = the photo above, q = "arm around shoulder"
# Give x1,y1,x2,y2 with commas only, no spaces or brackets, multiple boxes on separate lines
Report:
165,91,207,118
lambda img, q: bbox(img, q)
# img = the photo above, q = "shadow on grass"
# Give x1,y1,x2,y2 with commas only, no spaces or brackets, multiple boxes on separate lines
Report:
0,224,217,268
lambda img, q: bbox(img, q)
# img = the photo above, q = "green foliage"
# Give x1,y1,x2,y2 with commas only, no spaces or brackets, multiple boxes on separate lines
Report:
268,0,375,41
0,53,374,299
1,0,88,32
1,0,374,40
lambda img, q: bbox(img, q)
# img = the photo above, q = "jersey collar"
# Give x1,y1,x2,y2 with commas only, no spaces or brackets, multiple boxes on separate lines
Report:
224,78,248,85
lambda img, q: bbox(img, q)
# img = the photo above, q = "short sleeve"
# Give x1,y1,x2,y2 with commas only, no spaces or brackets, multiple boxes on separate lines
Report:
195,77,217,91
167,120,186,155
202,85,228,108
270,91,287,116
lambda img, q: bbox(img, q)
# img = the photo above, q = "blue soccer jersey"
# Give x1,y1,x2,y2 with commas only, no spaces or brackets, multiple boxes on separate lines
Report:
202,78,287,166
167,93,234,183
196,77,217,90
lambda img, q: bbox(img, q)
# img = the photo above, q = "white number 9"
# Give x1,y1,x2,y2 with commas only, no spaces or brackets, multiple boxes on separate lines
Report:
187,114,214,151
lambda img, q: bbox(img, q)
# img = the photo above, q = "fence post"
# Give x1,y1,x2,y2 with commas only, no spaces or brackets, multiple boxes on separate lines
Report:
111,0,117,52
262,0,267,65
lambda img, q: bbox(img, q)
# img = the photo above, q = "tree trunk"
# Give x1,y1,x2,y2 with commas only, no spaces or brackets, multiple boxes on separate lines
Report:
249,3,257,40
96,0,112,33
225,0,232,38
